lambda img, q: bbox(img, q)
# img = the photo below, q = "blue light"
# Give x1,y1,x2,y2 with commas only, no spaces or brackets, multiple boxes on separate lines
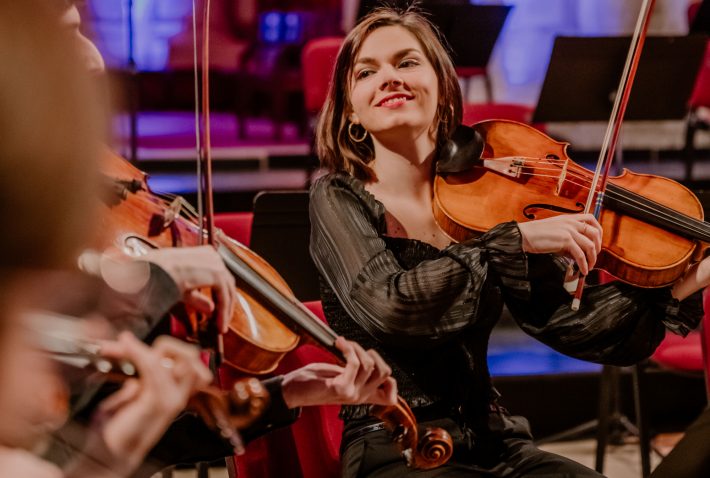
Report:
261,12,282,44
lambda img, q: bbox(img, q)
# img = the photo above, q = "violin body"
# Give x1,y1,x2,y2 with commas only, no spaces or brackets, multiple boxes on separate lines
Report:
98,150,299,374
434,120,710,287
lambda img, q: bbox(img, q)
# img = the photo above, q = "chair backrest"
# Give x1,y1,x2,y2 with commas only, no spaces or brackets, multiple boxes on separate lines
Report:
461,103,534,126
702,289,710,398
215,211,254,247
281,300,342,478
301,37,344,114
689,42,710,109
250,191,321,301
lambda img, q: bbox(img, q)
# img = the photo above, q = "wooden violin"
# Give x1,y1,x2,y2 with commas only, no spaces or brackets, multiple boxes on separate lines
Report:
98,151,453,469
98,149,299,374
29,309,269,455
434,119,710,288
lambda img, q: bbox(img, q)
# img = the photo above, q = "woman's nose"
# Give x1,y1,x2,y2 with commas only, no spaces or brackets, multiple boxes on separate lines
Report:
77,34,105,75
380,67,403,89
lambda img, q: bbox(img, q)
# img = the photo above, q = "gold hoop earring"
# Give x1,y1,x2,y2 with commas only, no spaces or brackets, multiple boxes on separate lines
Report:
348,123,368,143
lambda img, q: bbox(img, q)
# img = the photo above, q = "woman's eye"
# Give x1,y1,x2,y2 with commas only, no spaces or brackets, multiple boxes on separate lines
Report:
356,69,374,80
399,59,419,68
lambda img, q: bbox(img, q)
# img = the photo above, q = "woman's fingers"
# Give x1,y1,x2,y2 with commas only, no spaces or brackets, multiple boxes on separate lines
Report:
370,377,398,406
348,339,376,389
96,379,141,417
518,214,602,276
151,336,213,391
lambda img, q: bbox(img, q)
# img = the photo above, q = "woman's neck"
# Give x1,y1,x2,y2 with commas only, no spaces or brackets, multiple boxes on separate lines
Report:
368,132,436,196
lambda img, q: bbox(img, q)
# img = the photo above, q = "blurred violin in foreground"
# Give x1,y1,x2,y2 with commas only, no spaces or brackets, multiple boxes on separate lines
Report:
27,310,269,455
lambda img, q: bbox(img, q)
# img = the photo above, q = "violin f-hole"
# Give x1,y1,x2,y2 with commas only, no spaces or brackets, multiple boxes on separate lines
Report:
523,202,584,219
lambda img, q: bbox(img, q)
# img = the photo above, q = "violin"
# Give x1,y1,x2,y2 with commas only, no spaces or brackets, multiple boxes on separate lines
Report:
434,119,710,288
99,151,454,469
28,309,269,455
98,149,299,374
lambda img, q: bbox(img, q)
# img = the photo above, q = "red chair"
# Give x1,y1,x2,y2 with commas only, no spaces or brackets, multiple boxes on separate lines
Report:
457,66,492,103
215,211,254,247
223,300,343,478
301,37,344,117
649,289,710,397
683,0,710,180
283,300,343,478
461,102,548,135
301,36,343,181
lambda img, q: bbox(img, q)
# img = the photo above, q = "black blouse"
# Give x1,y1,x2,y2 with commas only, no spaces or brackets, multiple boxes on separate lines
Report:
309,172,703,428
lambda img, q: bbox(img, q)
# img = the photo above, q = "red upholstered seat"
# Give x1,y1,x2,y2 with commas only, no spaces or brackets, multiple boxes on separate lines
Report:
301,37,344,115
649,288,710,397
285,300,343,478
651,332,704,372
462,102,543,131
221,300,343,478
215,212,254,247
462,102,533,125
681,1,710,180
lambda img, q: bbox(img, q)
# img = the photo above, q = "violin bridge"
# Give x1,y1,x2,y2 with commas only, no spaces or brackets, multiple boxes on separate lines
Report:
556,159,569,196
163,197,184,228
483,157,523,178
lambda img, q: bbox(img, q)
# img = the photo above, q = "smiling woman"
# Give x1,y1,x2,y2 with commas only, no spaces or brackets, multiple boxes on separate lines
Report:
316,7,461,183
308,5,710,478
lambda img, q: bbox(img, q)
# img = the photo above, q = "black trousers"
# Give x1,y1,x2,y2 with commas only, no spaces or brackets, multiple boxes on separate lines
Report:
650,405,710,478
341,415,603,478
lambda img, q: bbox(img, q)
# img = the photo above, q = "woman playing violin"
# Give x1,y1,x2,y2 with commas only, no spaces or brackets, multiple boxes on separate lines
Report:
309,6,710,477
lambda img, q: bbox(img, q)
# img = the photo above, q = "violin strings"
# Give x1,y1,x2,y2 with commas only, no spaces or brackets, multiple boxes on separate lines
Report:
482,156,710,240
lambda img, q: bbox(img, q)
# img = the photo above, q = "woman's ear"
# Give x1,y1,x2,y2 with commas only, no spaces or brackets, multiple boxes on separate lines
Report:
348,112,360,125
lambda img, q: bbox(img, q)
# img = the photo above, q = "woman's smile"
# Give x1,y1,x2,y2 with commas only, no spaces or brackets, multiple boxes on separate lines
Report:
376,93,415,108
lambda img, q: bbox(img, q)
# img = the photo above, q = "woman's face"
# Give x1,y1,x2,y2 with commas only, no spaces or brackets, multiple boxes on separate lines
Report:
60,5,105,75
348,25,439,142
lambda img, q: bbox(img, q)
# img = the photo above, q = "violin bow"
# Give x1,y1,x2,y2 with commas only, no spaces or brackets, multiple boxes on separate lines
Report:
570,0,656,310
192,0,224,362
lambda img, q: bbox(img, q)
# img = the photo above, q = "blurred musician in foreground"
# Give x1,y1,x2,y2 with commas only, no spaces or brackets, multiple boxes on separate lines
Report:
0,1,214,476
0,1,397,476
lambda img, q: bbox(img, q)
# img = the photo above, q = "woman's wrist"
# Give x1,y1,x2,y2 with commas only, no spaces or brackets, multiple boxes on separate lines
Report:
671,261,710,301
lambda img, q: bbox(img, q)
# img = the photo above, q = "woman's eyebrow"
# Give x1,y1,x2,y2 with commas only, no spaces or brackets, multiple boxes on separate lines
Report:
354,48,421,67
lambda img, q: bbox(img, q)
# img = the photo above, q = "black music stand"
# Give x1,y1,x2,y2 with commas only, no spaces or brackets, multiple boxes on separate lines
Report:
533,36,706,123
249,191,321,302
531,35,706,477
357,1,511,100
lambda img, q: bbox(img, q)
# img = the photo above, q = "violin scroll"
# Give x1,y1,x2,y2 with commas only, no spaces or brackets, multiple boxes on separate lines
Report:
371,398,453,470
190,377,270,432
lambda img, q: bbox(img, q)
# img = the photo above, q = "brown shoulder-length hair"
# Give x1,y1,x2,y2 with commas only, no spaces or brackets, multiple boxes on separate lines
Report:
315,6,462,182
0,0,104,271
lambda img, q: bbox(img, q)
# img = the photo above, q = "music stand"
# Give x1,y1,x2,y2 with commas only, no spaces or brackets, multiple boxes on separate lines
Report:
249,191,321,302
531,35,706,476
533,36,706,123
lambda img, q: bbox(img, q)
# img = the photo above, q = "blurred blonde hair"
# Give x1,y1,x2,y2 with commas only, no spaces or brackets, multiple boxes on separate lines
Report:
315,6,462,181
0,0,104,271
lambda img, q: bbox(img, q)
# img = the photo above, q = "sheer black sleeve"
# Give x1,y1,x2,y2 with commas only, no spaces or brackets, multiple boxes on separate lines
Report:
505,254,704,366
309,173,528,347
